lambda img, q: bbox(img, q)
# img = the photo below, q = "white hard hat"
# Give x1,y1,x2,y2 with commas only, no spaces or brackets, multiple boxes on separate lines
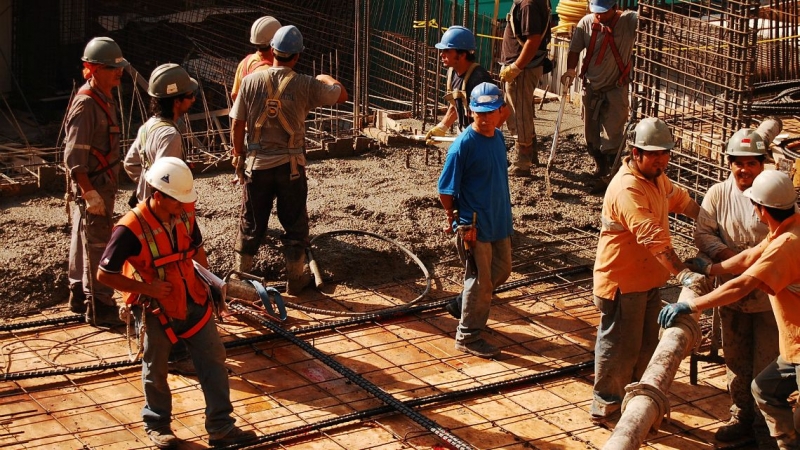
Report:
250,16,282,46
743,170,797,210
145,157,197,203
630,118,675,151
726,128,766,157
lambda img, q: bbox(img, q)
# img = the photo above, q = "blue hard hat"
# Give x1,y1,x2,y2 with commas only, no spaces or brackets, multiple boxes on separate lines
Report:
469,82,504,112
434,26,476,51
589,0,617,13
271,25,305,56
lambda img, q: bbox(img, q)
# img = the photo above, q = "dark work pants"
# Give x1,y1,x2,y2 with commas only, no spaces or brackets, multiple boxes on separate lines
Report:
236,163,309,256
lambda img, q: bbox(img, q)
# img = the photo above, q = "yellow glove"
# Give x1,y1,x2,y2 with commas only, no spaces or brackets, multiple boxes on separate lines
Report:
425,124,448,146
83,190,106,216
560,69,577,90
499,63,521,83
231,155,246,185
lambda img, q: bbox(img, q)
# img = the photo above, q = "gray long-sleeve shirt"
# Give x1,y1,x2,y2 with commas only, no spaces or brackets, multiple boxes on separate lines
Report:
694,175,770,312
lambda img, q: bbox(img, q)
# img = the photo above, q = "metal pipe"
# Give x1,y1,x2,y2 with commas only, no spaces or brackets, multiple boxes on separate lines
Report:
603,287,702,450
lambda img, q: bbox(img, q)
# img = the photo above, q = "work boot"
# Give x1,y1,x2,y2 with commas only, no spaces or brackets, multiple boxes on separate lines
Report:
284,247,311,296
209,426,257,447
605,153,618,176
588,145,608,177
444,293,463,319
455,338,500,359
88,302,125,327
147,427,179,449
509,144,534,177
68,283,86,314
234,253,254,275
589,177,609,195
715,416,754,442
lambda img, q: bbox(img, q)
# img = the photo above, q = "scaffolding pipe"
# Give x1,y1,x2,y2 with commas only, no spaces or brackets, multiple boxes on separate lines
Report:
602,287,702,450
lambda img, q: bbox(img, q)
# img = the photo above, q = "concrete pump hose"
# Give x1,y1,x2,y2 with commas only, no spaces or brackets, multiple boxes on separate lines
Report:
552,0,589,35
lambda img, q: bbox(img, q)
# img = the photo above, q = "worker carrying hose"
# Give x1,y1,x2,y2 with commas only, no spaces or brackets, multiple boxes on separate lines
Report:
425,26,508,145
97,157,257,449
229,25,347,293
499,0,551,176
63,37,129,327
659,170,800,450
689,129,779,447
591,117,707,425
437,83,513,359
560,0,637,194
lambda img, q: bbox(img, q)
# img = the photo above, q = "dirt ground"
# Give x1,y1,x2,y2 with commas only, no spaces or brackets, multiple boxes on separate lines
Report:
0,101,606,319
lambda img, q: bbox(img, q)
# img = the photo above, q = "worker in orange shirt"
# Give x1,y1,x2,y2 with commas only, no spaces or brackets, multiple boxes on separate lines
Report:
660,170,800,450
591,117,708,424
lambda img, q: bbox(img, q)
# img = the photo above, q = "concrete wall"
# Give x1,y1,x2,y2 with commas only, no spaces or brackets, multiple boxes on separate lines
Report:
0,0,10,94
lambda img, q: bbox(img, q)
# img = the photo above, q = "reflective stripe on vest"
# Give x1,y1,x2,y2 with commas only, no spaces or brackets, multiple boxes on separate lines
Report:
250,70,300,149
77,88,121,182
579,11,632,87
130,207,194,282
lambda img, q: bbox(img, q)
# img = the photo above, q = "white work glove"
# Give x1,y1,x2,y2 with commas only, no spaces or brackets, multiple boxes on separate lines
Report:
676,268,712,296
231,155,246,185
560,69,577,89
499,63,521,83
425,124,448,146
83,190,106,216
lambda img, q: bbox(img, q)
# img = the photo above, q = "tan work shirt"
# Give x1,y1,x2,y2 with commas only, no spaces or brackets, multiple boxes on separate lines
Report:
695,174,771,312
593,156,692,299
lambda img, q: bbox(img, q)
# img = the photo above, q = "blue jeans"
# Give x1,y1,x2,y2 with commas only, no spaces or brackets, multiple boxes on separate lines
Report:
455,237,512,344
592,288,661,417
752,355,800,445
135,300,235,437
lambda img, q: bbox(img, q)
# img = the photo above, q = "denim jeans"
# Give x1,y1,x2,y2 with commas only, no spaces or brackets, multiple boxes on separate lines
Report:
455,237,512,344
592,288,661,417
135,300,235,437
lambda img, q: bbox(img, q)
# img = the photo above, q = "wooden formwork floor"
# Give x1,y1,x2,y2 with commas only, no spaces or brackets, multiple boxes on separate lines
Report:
0,229,751,450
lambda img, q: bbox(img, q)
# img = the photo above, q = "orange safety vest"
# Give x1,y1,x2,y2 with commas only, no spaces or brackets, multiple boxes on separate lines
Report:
118,202,208,321
241,52,274,79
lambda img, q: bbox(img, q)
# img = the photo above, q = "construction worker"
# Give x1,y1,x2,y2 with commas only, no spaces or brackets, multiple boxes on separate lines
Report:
659,170,800,450
425,26,507,144
561,0,637,193
437,82,513,359
229,25,347,293
124,63,198,203
690,129,779,446
230,15,282,102
64,37,128,326
97,157,257,449
499,0,551,176
591,117,707,424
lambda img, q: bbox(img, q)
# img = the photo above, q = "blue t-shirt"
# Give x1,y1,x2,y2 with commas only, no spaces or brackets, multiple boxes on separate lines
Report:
437,126,513,242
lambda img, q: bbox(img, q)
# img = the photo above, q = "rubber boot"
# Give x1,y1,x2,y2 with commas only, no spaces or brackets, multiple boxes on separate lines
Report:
509,144,534,177
233,253,254,279
68,282,86,314
284,247,311,295
588,145,608,177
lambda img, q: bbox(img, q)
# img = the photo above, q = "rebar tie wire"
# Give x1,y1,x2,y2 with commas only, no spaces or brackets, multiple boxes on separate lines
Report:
0,265,590,381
